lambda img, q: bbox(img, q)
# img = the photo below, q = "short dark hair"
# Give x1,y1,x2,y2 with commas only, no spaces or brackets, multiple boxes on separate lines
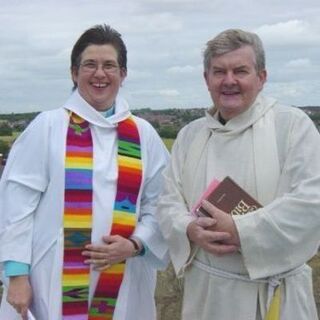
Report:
71,24,127,87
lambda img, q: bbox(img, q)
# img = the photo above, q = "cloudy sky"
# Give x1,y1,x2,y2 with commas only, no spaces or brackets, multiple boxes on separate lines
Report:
0,0,319,113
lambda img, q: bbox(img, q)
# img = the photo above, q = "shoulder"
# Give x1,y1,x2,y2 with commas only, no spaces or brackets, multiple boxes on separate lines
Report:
27,108,67,128
273,103,316,131
40,108,68,123
273,103,312,120
14,108,67,146
176,117,207,143
271,102,320,156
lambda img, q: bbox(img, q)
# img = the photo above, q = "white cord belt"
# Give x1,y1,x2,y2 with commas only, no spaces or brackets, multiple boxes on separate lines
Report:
192,258,305,308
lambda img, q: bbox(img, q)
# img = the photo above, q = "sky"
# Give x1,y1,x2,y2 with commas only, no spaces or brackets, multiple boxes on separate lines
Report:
0,0,319,114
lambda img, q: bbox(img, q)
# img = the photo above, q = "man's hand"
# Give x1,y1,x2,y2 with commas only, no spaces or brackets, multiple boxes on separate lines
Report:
82,235,137,271
7,275,32,320
187,216,238,256
200,200,241,247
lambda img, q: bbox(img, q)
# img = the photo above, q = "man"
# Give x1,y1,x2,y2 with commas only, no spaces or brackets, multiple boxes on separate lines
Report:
0,24,169,319
156,29,320,319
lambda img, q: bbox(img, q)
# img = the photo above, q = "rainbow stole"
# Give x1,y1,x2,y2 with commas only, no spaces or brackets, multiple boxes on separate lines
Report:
62,112,142,319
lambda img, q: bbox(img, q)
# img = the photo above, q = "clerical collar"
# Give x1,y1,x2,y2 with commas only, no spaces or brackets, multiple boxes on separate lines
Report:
99,103,116,118
218,112,227,125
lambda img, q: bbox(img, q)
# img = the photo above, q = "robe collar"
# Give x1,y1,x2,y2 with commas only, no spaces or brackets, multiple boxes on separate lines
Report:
205,94,277,134
62,90,132,128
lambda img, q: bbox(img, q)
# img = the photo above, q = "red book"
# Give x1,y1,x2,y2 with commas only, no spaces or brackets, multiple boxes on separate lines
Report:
194,176,262,217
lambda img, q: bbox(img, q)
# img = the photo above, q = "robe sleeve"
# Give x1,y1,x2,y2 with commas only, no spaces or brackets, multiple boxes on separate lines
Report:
234,112,320,279
156,127,195,275
131,122,170,269
0,113,49,267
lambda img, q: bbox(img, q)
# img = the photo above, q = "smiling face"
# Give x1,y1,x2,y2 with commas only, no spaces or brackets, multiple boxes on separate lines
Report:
204,45,267,120
71,44,126,111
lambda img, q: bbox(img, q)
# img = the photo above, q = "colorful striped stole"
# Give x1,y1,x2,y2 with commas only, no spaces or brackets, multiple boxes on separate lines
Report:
62,113,142,319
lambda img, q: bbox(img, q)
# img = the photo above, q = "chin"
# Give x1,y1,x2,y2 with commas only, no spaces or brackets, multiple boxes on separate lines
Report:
219,105,244,119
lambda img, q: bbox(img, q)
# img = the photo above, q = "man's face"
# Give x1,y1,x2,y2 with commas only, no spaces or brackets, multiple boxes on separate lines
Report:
204,45,266,120
71,44,126,111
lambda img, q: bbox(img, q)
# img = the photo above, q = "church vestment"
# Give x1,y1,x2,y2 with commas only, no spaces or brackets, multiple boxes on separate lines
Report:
156,94,320,320
0,90,169,320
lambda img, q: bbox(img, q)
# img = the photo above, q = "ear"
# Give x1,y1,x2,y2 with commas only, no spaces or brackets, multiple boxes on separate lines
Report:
203,70,210,89
71,66,78,86
257,69,267,90
120,68,127,84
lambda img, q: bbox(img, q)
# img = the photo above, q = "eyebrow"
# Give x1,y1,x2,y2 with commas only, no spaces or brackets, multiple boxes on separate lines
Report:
82,59,117,64
211,64,250,71
234,65,249,70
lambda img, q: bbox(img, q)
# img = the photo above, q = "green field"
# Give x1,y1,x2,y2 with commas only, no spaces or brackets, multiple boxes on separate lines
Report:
0,131,20,144
1,134,173,149
162,138,174,151
0,135,174,157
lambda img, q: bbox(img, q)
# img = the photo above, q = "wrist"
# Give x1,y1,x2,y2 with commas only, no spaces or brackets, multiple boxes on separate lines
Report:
128,237,143,257
9,275,29,285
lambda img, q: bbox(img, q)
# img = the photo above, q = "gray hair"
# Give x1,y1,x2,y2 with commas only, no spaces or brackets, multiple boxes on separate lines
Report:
203,29,265,72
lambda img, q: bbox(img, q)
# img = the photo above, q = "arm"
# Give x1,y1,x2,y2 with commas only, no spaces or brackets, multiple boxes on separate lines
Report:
3,261,32,319
155,126,235,274
7,276,32,320
0,181,40,318
155,130,195,275
234,113,320,279
82,122,170,269
0,113,49,315
129,129,170,269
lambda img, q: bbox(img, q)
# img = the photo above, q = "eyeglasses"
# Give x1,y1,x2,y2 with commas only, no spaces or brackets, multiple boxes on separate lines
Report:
79,61,120,74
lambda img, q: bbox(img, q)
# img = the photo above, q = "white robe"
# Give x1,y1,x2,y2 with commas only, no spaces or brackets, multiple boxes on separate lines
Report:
156,94,320,320
0,90,170,320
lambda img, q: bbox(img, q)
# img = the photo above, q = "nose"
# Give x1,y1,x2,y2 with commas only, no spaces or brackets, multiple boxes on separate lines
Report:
93,65,106,77
223,71,236,85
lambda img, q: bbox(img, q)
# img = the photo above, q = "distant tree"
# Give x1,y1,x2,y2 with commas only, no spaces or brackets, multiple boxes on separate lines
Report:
0,124,13,136
181,110,203,122
158,125,179,139
11,123,25,132
0,112,39,122
149,120,160,130
309,113,320,121
0,140,10,157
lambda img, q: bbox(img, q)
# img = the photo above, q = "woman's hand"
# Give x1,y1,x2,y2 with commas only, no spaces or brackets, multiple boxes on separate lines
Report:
7,275,32,320
82,235,138,271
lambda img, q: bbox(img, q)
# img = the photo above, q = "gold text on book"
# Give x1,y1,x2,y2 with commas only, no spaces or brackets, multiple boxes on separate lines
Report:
231,200,259,215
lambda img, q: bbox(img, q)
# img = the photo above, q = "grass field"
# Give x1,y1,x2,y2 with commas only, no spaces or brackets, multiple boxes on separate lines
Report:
1,134,174,150
0,131,20,144
162,138,174,151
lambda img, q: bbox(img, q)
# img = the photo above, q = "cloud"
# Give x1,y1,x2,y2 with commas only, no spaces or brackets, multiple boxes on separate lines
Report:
121,13,183,34
285,58,311,68
166,65,200,74
159,89,180,97
127,69,152,80
255,20,320,46
265,79,320,106
1,1,320,113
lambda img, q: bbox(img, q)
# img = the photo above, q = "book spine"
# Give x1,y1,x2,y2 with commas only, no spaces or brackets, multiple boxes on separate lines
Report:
191,179,220,216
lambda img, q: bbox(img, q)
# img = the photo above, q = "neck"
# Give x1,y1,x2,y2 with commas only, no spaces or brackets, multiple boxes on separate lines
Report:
218,112,227,125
